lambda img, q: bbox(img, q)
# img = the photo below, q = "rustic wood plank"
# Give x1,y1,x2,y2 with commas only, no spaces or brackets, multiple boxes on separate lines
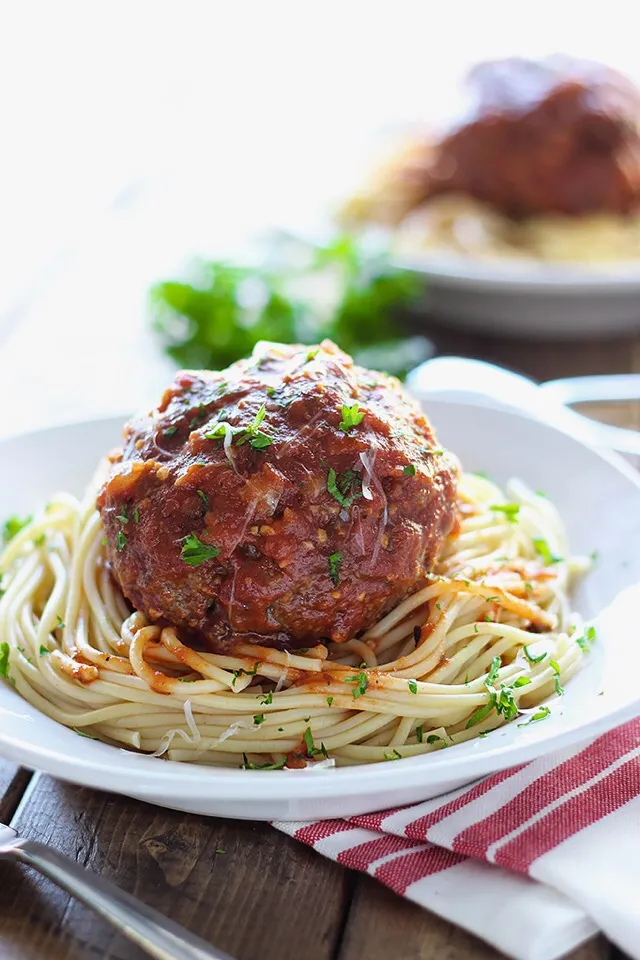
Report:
0,776,351,960
338,874,611,960
0,759,31,823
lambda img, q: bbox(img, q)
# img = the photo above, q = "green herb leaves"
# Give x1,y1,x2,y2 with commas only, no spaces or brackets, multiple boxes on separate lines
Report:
180,533,220,566
518,706,551,727
408,679,418,694
523,644,546,664
241,754,287,770
2,515,32,545
327,467,362,509
116,530,128,552
150,236,427,382
490,503,520,522
345,670,368,699
302,726,329,760
485,656,501,688
549,659,564,696
197,489,209,509
576,625,597,652
403,464,417,477
533,538,563,566
339,403,365,432
0,642,9,678
205,404,273,452
466,692,497,729
328,552,343,586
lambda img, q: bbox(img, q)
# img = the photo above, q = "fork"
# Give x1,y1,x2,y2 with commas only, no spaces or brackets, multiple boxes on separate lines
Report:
0,821,235,960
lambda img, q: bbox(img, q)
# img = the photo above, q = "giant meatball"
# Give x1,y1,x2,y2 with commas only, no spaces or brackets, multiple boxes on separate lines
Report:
426,57,640,219
98,341,458,650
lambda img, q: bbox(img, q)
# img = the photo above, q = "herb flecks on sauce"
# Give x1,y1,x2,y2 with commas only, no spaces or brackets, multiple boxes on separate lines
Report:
339,403,365,432
180,533,221,566
326,467,362,509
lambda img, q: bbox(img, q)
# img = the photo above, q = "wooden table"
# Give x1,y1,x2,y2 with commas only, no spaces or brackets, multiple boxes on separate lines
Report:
1,326,638,960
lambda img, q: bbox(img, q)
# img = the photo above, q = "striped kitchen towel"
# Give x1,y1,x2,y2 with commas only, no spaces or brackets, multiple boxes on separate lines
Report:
275,717,640,960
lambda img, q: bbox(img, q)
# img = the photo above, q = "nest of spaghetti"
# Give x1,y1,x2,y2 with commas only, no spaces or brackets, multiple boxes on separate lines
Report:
0,472,592,769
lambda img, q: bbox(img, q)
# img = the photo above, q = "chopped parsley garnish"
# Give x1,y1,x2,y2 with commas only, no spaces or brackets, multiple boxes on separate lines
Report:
162,425,178,437
231,662,261,686
339,402,365,432
39,645,49,656
260,691,273,705
205,420,236,442
408,679,418,694
241,754,288,770
189,402,208,429
116,530,128,552
465,692,497,729
576,625,597,652
345,670,368,699
403,464,417,477
266,386,276,397
197,489,209,509
180,533,220,566
56,615,65,628
0,642,9,678
549,659,564,696
253,714,265,725
34,534,46,547
512,677,531,688
518,706,551,727
426,734,442,745
326,696,334,707
533,538,563,566
303,726,329,759
523,645,546,664
326,467,362,509
479,731,490,739
328,552,343,586
133,507,140,524
248,433,273,450
306,347,320,362
210,404,274,451
416,726,424,743
384,749,402,761
3,515,32,544
115,505,128,524
485,656,501,688
589,549,599,562
495,685,518,722
490,503,520,522
73,728,98,739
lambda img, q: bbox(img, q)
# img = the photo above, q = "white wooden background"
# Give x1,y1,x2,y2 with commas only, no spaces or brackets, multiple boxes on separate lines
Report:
1,0,637,439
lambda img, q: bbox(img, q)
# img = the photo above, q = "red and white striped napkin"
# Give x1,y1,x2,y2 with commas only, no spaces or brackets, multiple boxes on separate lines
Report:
275,718,640,960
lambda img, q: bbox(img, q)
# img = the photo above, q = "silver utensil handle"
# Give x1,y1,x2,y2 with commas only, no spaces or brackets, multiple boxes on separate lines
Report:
13,839,235,960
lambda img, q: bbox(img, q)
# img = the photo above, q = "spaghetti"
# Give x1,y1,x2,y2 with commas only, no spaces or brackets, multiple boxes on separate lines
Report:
0,472,589,768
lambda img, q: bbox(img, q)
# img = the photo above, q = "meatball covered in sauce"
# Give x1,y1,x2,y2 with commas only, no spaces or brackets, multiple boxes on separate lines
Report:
426,57,640,219
98,341,458,650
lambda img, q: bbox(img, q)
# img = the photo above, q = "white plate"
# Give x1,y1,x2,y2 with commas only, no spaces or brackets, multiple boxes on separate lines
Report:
1,404,640,821
394,250,640,339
